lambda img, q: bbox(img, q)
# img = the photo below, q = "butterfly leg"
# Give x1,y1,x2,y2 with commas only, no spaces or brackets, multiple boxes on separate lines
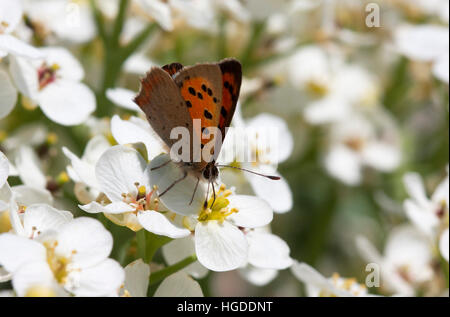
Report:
158,171,188,197
150,160,172,171
210,181,216,209
189,177,200,205
203,180,211,209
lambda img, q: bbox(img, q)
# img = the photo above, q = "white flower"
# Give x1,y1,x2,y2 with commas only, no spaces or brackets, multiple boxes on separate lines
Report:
356,225,434,296
403,168,449,260
0,217,124,297
169,0,217,32
22,0,96,44
440,229,449,262
162,236,209,279
9,47,96,126
8,200,73,240
153,271,203,297
63,135,111,204
238,226,293,286
0,151,9,188
120,258,203,297
0,0,43,59
14,146,47,190
133,0,174,31
110,114,166,160
79,145,189,237
394,24,449,83
106,88,142,112
121,259,150,297
288,45,379,124
324,112,401,185
291,261,370,297
0,123,48,154
219,110,293,213
0,70,17,120
150,154,274,272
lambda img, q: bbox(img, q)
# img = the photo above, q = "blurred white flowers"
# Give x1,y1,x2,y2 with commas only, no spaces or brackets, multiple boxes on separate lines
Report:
9,47,96,125
0,217,124,296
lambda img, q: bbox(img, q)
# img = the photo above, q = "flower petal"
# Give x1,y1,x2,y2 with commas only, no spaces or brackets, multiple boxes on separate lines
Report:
55,217,113,268
238,266,278,286
247,231,292,269
111,115,165,160
23,204,73,238
0,70,17,120
227,195,273,228
0,34,44,59
12,261,59,297
0,233,46,272
324,145,362,185
70,259,124,297
440,229,449,262
14,146,47,189
154,271,203,297
123,259,150,297
195,220,248,272
96,145,147,202
137,211,190,239
246,171,292,213
106,88,141,112
38,47,84,81
12,185,53,206
79,201,136,214
0,152,9,187
38,80,96,126
162,236,209,279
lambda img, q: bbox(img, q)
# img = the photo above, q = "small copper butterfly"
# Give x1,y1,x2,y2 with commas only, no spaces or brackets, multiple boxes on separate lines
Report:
134,58,279,205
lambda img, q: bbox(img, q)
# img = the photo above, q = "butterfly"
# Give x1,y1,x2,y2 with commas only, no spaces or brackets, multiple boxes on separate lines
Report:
134,58,278,206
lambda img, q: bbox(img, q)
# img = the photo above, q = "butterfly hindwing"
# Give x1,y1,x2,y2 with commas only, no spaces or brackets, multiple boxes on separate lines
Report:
162,62,184,78
218,58,242,142
134,67,193,150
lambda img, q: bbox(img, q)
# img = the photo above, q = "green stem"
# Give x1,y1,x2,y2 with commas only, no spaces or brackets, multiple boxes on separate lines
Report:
136,229,147,261
111,0,130,48
217,14,227,60
240,21,266,71
149,255,197,286
144,232,172,263
120,23,158,61
89,0,108,44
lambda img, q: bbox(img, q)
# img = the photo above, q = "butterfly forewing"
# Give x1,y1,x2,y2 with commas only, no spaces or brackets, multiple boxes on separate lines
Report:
134,67,193,153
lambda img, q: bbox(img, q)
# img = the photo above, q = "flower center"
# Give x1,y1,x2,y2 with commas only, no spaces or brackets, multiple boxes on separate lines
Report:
197,185,238,223
306,80,328,97
44,241,74,284
320,273,366,297
0,21,9,34
25,285,56,297
344,137,365,152
38,63,60,90
121,183,159,213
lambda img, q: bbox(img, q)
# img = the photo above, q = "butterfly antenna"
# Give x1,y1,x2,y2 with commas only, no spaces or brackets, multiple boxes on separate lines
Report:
216,165,281,180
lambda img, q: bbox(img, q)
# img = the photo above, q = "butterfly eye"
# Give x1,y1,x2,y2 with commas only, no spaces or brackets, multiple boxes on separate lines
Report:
203,168,211,179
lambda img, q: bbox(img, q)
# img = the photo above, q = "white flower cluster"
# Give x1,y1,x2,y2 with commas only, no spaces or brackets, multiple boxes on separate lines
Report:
0,0,449,298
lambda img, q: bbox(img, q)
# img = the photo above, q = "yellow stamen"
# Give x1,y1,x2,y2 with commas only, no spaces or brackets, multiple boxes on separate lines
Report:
25,285,56,297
